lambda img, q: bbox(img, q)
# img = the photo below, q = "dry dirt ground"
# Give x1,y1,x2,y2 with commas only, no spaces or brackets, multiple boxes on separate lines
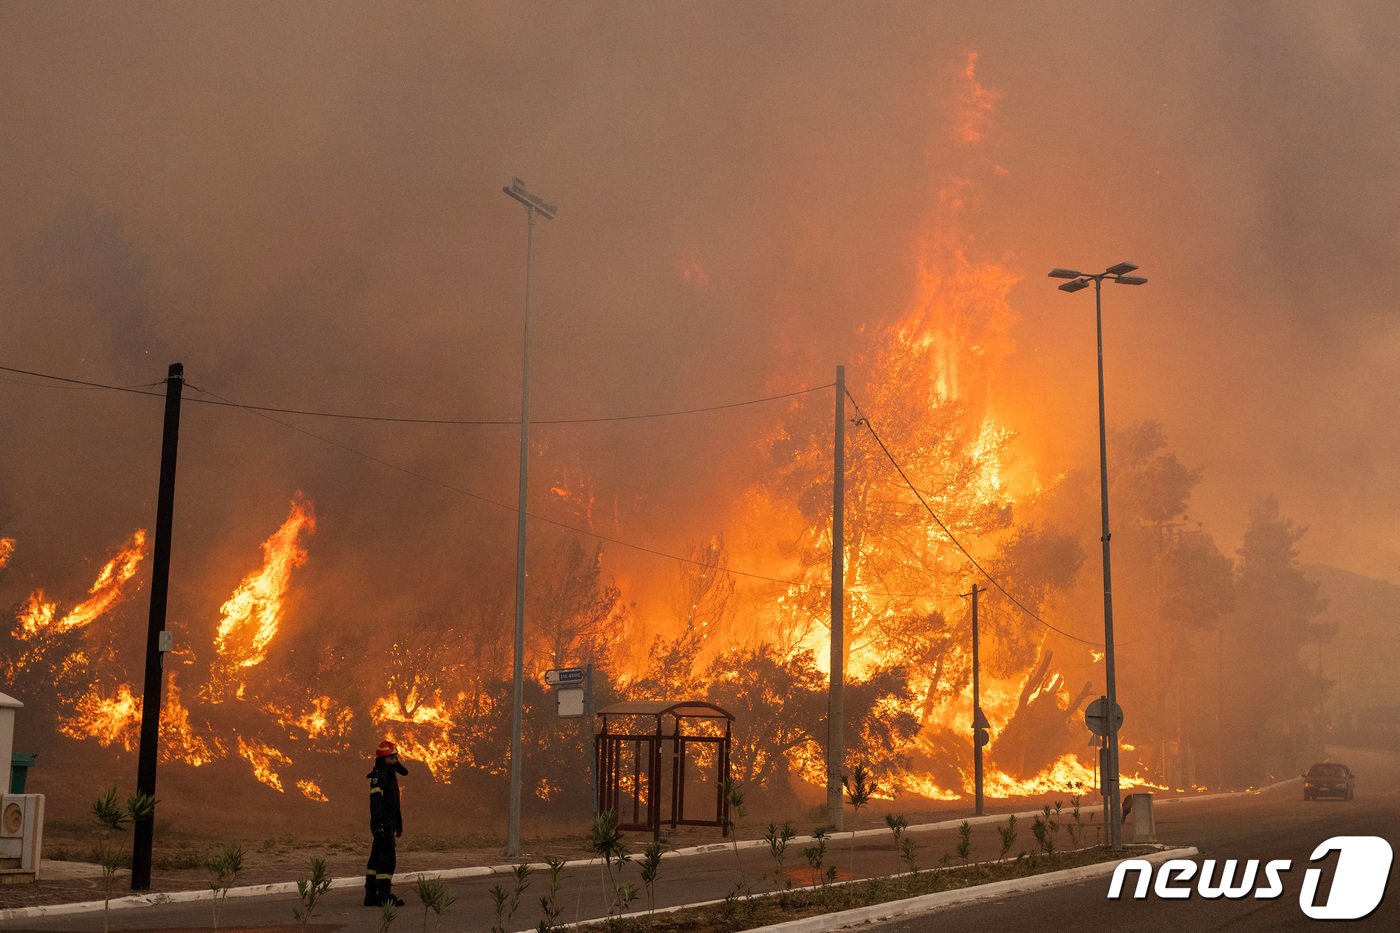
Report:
0,829,601,911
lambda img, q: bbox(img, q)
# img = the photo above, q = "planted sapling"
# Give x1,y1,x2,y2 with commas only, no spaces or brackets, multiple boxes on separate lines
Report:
377,899,398,933
721,777,748,888
841,763,878,893
206,843,243,933
415,875,456,933
956,820,973,863
293,857,333,933
92,787,156,933
536,856,566,933
997,814,1018,860
803,828,830,887
885,813,919,876
488,866,530,933
639,839,664,916
764,821,797,889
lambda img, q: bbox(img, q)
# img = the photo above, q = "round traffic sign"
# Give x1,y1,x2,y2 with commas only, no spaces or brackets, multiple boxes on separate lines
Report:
1084,697,1124,736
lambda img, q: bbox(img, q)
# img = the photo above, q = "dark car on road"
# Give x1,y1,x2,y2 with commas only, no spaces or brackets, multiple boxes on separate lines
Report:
1303,762,1355,800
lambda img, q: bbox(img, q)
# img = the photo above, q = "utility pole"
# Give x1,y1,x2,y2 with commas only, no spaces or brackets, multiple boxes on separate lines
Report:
502,178,556,858
131,363,183,890
827,364,845,830
966,583,988,816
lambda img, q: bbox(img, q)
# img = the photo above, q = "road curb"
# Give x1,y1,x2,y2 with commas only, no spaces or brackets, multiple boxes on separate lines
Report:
0,777,1279,923
744,846,1200,932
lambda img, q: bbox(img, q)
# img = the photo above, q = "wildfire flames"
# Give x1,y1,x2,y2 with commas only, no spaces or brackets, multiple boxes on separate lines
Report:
207,496,315,698
3,496,351,801
2,54,1184,814
16,530,146,639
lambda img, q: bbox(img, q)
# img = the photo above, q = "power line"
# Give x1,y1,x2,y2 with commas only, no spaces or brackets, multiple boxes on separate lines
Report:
0,360,828,588
0,364,165,396
183,381,819,590
3,360,1107,642
0,363,830,425
845,389,1105,649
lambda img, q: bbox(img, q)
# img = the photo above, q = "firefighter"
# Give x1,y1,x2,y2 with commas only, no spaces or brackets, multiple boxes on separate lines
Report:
364,740,408,907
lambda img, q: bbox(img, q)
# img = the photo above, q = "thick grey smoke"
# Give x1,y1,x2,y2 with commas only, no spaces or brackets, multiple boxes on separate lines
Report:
2,1,1398,657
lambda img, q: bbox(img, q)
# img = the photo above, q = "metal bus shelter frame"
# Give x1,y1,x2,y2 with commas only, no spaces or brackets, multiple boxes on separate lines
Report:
595,700,734,841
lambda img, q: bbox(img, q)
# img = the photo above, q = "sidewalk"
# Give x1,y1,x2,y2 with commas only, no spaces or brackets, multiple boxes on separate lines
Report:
0,786,1280,929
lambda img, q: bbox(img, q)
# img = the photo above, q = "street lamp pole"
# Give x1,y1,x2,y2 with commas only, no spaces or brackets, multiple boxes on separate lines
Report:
1048,261,1146,851
502,178,556,858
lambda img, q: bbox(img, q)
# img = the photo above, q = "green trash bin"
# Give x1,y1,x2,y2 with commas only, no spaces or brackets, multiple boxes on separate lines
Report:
10,753,36,793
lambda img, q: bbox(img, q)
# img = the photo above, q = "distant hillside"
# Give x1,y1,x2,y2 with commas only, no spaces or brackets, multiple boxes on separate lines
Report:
1307,564,1400,745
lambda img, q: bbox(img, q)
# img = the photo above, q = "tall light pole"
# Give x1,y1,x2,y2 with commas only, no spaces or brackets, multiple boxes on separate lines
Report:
1048,261,1147,850
502,178,556,858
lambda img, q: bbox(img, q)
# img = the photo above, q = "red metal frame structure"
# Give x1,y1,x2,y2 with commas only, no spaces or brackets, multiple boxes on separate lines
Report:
595,700,734,841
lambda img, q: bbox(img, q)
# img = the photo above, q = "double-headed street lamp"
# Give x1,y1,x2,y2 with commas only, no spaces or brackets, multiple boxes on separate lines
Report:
1048,261,1146,851
502,178,556,858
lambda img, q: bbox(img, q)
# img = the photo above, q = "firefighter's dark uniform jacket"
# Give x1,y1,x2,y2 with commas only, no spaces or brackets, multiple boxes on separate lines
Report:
365,757,408,904
369,759,406,836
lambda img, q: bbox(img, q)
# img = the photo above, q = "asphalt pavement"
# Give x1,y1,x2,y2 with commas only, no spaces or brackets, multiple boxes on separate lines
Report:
3,748,1396,932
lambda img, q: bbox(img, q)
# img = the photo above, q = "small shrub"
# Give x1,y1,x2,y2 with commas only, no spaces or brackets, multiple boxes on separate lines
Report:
415,875,456,933
764,821,798,889
292,857,333,932
722,777,747,886
885,813,919,877
1067,785,1086,848
997,814,1018,860
803,828,830,887
488,866,530,933
1032,804,1059,856
606,882,639,930
956,820,973,863
377,898,398,933
92,787,156,933
206,844,243,933
639,839,664,915
588,810,633,924
536,856,566,933
841,763,878,896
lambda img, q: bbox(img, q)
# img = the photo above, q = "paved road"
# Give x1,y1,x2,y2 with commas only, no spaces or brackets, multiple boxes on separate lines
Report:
855,745,1400,932
5,746,1395,932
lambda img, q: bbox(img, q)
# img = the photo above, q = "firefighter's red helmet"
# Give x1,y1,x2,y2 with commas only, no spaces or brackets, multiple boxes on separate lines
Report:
375,740,397,759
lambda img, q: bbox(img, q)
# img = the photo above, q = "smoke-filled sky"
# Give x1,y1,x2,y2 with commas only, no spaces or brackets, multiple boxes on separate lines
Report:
3,0,1400,638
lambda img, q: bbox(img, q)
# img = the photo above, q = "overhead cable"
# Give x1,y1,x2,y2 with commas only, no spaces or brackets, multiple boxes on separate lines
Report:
183,380,817,590
0,363,830,425
845,389,1105,649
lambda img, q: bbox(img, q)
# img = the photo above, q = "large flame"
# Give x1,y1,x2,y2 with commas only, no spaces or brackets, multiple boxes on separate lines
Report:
371,692,470,783
208,496,315,696
13,498,340,801
59,683,141,749
17,530,147,639
237,737,291,793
